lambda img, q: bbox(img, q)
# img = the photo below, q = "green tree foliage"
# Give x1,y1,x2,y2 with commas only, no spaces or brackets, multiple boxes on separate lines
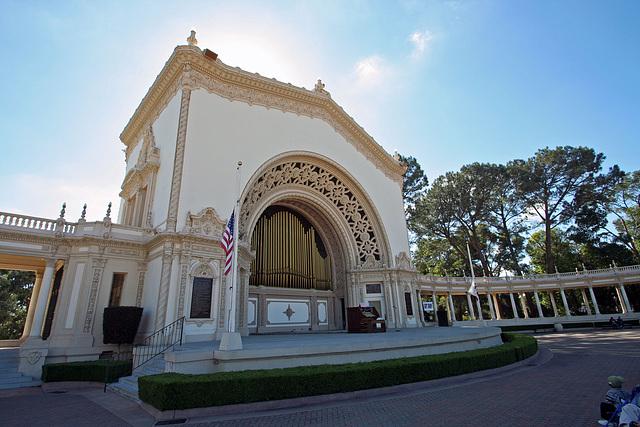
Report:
409,163,528,277
513,146,605,274
526,230,580,274
600,170,640,263
0,270,35,339
398,154,429,208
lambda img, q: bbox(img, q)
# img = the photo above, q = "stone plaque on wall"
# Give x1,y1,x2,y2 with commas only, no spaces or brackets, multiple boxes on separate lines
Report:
190,277,213,319
366,283,382,294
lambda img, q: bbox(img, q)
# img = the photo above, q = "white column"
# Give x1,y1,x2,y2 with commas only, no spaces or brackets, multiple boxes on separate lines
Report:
29,259,57,338
521,293,530,318
448,291,455,322
534,290,544,318
21,272,44,339
466,292,476,321
549,291,559,317
431,290,437,318
580,288,592,315
560,288,571,316
588,285,601,315
492,293,502,320
617,284,632,313
509,289,519,319
486,290,496,320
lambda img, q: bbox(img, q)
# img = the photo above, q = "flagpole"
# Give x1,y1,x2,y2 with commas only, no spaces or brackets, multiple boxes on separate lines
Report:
228,161,242,333
220,161,243,350
466,243,484,324
466,243,477,321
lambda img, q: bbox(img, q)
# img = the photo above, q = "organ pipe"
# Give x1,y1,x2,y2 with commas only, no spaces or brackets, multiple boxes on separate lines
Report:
249,206,332,291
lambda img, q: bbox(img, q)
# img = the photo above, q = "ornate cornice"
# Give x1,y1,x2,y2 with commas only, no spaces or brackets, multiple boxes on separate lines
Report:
120,45,406,184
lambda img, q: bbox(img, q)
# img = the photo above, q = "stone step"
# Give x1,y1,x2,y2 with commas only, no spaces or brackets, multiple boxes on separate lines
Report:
0,347,41,390
107,354,166,402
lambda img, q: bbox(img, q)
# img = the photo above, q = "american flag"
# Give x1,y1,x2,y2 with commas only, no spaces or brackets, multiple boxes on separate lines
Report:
221,210,234,276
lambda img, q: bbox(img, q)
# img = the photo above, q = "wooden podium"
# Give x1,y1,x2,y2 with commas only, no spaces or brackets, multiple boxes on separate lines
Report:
347,306,386,333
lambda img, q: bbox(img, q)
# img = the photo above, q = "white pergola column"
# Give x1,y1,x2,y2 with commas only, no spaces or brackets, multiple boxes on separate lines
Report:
448,291,455,322
492,293,502,320
560,288,571,316
549,291,559,317
509,290,519,319
580,288,592,315
617,283,632,313
466,292,476,320
431,290,438,321
486,290,496,320
533,289,544,318
588,285,601,315
21,271,43,339
520,293,530,318
29,259,57,338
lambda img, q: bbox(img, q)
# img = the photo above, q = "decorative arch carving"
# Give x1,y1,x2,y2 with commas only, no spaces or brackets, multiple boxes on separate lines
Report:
240,154,389,268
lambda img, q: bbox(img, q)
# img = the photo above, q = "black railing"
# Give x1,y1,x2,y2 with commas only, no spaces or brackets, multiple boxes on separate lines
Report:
104,316,185,391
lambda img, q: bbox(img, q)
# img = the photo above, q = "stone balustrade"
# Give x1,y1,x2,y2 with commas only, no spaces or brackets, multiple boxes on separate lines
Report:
0,212,75,234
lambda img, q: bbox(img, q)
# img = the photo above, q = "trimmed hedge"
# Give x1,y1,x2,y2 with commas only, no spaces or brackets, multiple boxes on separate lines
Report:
139,332,537,411
41,360,132,383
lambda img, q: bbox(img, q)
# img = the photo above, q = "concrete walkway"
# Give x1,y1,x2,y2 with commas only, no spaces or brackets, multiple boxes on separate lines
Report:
0,329,638,426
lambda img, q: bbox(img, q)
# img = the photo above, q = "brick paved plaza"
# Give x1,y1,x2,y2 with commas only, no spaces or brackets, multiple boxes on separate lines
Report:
1,329,638,426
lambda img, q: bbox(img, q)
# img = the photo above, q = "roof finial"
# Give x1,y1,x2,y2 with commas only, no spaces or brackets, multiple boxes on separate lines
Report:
314,78,326,93
187,28,198,46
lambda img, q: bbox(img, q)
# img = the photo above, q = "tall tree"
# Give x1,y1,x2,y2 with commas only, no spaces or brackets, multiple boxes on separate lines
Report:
0,270,35,340
398,154,429,208
513,146,605,274
486,163,529,275
526,229,580,274
599,170,640,263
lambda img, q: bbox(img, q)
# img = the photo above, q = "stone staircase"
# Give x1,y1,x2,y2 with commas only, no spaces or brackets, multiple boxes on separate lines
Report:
106,355,165,402
0,348,42,389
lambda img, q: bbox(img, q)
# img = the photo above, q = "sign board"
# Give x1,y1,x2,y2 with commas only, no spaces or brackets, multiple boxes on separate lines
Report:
423,301,434,311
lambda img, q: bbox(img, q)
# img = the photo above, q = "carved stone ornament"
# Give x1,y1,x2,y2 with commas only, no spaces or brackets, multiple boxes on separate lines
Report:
395,252,414,270
26,350,42,365
241,160,381,266
184,207,226,237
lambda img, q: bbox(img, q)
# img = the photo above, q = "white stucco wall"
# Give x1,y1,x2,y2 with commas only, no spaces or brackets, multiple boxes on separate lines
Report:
177,89,410,259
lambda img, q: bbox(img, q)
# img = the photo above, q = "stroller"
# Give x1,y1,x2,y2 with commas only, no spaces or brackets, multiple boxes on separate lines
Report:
600,385,640,426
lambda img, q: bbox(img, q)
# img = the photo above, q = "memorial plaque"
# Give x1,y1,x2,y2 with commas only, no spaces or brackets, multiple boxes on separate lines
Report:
190,277,213,318
366,283,382,294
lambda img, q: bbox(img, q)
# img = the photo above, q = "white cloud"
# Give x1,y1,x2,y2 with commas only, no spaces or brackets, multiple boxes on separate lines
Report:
410,30,434,57
352,55,392,89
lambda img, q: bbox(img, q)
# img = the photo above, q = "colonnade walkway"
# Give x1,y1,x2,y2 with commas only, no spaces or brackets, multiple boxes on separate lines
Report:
1,328,637,426
416,264,640,325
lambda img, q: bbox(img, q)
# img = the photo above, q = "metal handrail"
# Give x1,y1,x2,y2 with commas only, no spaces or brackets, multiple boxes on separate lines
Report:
104,316,185,391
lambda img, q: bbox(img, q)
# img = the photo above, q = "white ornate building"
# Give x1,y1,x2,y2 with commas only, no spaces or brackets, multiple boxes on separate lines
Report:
0,31,421,377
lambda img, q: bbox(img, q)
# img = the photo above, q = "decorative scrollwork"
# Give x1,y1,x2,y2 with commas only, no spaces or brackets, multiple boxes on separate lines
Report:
241,160,380,265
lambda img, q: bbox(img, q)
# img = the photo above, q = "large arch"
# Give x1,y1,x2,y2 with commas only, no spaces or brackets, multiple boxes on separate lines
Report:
238,152,393,332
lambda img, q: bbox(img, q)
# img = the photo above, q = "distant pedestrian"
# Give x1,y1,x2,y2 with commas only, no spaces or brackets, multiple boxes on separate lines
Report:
617,317,625,329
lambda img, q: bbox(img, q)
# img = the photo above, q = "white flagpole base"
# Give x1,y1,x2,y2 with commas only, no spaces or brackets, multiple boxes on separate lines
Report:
219,332,243,350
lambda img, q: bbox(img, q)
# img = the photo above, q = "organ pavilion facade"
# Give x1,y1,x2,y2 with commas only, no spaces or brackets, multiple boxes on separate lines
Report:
0,31,420,377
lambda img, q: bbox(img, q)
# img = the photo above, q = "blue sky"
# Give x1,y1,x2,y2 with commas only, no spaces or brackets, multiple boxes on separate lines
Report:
1,0,638,221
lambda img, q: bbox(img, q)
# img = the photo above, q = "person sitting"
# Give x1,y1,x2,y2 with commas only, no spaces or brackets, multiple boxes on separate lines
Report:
617,316,625,329
607,376,631,406
610,317,619,329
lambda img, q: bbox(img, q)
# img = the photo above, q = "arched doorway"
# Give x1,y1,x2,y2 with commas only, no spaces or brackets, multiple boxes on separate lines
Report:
240,153,394,333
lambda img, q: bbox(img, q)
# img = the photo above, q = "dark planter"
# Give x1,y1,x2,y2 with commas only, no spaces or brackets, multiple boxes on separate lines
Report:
436,310,450,326
103,306,143,345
